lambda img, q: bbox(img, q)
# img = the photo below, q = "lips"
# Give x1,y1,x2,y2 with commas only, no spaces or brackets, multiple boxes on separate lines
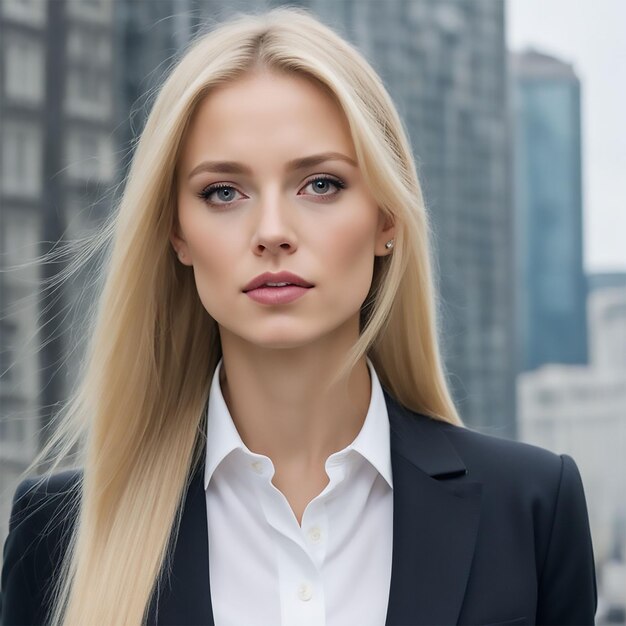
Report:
243,271,314,292
245,284,311,305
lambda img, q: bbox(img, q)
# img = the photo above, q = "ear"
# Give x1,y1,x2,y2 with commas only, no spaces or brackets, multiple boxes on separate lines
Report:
169,222,193,266
375,209,395,257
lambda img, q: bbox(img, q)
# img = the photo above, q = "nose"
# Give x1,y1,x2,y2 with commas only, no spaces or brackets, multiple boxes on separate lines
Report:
251,189,297,255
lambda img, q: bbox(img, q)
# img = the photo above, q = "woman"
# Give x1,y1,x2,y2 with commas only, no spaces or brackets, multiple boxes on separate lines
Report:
1,7,597,626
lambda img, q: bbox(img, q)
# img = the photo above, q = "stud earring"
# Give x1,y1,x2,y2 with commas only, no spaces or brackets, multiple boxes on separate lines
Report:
385,239,394,250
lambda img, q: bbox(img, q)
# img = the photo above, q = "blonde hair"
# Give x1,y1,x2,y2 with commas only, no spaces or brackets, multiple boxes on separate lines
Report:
13,6,464,625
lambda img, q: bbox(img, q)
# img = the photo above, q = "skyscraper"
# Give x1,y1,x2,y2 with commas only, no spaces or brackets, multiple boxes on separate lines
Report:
511,48,588,373
0,0,116,534
316,0,515,436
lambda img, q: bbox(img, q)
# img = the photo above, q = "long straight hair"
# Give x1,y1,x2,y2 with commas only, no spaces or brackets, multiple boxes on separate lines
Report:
15,6,464,625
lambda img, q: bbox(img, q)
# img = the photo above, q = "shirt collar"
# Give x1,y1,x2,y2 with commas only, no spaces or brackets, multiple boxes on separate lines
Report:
204,356,393,491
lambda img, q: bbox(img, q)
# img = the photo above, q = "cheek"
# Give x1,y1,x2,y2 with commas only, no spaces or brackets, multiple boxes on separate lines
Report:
319,210,376,296
178,204,233,275
189,251,224,317
179,218,237,309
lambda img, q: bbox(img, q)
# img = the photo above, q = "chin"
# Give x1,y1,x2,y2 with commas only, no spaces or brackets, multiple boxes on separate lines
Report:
230,323,327,350
246,331,319,350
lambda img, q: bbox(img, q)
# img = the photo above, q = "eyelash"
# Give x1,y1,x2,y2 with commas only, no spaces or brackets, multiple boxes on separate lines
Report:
196,175,347,207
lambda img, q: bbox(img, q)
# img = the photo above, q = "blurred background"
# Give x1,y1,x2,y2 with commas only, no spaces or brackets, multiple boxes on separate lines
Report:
0,0,624,622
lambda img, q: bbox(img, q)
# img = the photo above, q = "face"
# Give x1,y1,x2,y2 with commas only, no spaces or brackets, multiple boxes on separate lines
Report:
171,69,394,350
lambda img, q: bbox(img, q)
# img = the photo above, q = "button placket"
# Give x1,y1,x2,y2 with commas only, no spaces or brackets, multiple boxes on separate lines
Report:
275,530,326,625
256,468,307,553
300,500,329,571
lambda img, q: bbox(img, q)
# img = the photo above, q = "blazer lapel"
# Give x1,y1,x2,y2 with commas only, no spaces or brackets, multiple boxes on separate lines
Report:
384,389,482,625
146,461,214,626
147,387,482,626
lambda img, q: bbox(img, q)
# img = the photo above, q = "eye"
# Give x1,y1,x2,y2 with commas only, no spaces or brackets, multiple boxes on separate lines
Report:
300,175,346,200
197,183,244,207
196,175,347,208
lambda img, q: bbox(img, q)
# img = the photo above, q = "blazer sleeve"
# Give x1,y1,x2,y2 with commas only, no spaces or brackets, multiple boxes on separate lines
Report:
1,473,78,626
1,477,40,626
536,453,598,626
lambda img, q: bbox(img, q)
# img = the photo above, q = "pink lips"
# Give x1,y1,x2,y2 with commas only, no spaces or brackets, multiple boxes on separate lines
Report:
242,271,313,293
245,285,312,305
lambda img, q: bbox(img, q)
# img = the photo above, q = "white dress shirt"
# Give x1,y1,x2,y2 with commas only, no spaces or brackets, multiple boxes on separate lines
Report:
204,356,394,626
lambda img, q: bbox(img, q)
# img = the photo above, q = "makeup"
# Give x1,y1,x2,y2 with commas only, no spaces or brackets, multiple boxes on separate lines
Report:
245,285,312,305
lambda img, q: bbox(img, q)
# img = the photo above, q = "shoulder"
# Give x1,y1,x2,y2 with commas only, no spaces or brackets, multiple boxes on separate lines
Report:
8,468,83,520
386,388,567,492
4,467,83,557
1,469,82,625
425,419,598,621
434,419,588,508
439,420,567,483
389,399,590,526
432,418,593,565
437,422,597,621
5,468,83,546
392,395,574,495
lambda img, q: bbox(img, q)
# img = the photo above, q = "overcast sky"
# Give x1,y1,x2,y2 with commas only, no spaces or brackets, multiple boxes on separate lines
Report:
506,0,626,273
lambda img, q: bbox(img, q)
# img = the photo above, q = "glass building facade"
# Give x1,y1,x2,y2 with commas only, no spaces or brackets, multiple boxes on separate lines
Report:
511,49,588,373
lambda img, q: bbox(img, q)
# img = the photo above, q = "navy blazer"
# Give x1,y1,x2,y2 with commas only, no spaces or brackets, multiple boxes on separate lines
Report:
1,388,598,625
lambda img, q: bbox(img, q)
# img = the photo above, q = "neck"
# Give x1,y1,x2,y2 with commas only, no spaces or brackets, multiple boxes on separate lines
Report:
217,324,371,471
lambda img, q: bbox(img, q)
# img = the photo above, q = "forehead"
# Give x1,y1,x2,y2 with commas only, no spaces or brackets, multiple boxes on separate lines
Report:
179,70,355,168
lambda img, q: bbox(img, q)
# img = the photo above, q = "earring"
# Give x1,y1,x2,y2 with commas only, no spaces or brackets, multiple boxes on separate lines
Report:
385,239,394,250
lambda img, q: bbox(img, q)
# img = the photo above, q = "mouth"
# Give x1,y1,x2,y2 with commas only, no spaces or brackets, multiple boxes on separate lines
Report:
242,272,314,293
244,284,313,305
243,283,312,291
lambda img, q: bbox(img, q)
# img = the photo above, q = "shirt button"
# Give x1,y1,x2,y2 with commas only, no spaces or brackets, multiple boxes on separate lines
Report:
297,582,313,601
251,461,264,474
308,526,322,543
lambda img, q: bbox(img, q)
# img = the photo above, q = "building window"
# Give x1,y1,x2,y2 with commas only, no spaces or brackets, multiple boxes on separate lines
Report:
67,29,112,66
65,67,111,118
1,122,42,198
66,130,114,182
1,0,46,26
65,0,113,24
0,319,17,384
0,316,27,447
3,35,44,104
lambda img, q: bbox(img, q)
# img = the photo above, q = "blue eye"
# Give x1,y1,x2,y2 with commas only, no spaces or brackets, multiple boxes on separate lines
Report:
197,183,243,206
196,175,346,208
301,175,346,199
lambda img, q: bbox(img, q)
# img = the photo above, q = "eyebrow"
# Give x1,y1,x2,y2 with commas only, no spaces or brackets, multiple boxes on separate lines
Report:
187,151,358,180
